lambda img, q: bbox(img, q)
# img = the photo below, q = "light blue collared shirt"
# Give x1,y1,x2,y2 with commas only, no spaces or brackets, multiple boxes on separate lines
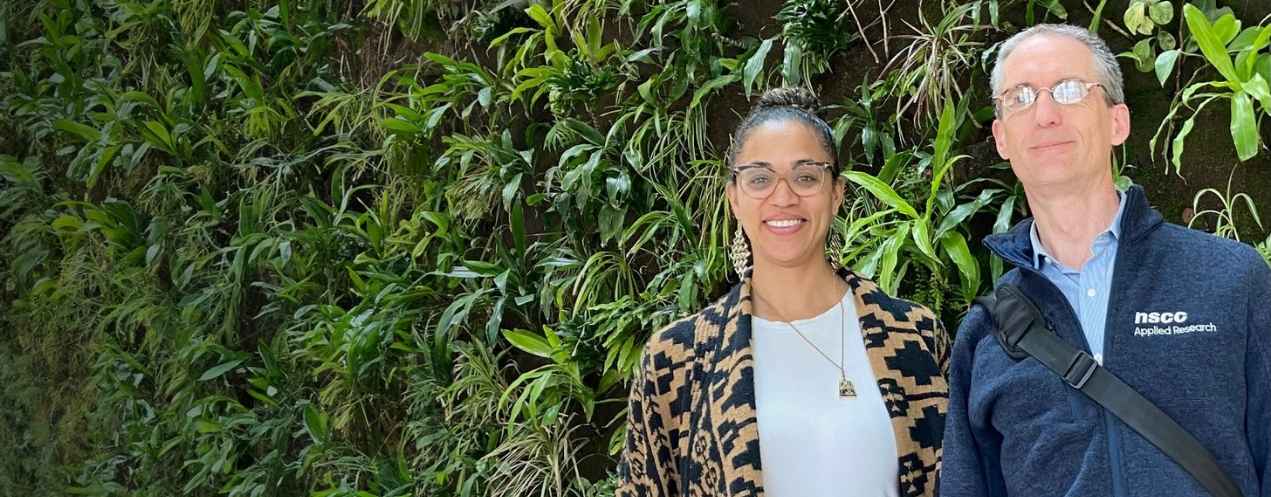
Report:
1028,191,1126,363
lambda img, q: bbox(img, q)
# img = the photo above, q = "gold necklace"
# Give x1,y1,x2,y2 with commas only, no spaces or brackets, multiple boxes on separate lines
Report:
754,291,856,399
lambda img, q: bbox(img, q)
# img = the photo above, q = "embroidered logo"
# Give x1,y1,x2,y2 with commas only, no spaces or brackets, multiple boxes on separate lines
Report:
1133,311,1217,337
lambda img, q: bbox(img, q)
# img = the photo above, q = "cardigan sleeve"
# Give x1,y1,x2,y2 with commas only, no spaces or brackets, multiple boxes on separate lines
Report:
616,326,688,497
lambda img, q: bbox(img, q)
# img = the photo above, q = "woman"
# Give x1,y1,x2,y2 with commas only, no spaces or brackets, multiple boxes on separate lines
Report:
617,88,949,497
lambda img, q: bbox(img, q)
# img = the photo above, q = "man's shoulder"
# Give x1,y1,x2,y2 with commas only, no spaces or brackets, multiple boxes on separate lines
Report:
1150,221,1265,270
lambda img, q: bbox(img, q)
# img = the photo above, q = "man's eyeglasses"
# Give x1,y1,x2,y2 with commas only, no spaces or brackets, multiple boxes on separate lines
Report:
995,78,1107,115
731,161,834,199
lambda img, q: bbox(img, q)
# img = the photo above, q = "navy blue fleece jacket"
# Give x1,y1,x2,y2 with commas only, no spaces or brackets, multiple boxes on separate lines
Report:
941,186,1271,497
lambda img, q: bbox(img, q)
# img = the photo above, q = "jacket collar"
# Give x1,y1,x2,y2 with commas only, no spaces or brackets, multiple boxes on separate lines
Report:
985,184,1163,270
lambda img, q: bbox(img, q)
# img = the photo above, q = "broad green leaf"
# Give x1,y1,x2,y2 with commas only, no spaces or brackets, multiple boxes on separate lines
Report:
878,223,910,294
1147,1,1173,25
53,119,100,142
198,359,243,381
194,420,222,433
1230,92,1259,161
941,231,981,301
1212,13,1241,46
1237,27,1271,80
743,38,774,98
1155,50,1182,86
88,144,121,188
1246,74,1271,115
843,171,919,219
1123,2,1150,35
1042,0,1067,19
504,328,553,358
1183,5,1239,83
525,4,554,30
303,404,328,444
381,117,421,134
1171,114,1196,175
936,189,1001,238
689,74,737,110
1138,39,1155,70
782,42,803,86
911,221,937,262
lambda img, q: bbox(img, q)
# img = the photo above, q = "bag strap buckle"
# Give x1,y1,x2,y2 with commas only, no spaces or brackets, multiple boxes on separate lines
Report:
1063,350,1098,389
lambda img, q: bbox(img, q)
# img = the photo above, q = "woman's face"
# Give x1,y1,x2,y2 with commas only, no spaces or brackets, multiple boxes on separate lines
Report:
726,119,844,273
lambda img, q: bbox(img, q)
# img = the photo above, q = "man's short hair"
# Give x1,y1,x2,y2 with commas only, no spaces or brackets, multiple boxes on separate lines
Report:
990,24,1125,114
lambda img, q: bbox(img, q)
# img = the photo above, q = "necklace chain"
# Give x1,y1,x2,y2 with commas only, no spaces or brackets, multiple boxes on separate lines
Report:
752,290,848,379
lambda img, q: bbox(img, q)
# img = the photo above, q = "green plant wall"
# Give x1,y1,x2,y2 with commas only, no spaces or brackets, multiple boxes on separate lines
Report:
1,0,1268,496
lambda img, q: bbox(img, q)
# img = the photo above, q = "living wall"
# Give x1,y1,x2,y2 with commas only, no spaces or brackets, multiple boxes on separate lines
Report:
1,0,1269,495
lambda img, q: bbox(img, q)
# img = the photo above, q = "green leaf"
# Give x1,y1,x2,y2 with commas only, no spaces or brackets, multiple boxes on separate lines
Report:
1123,2,1150,35
940,231,981,302
198,359,243,381
381,117,422,134
1246,74,1271,115
1155,50,1182,86
782,42,803,86
503,328,553,358
936,189,1000,238
1230,92,1259,161
53,119,100,142
1042,0,1067,19
911,222,937,262
1147,1,1173,25
1183,4,1239,83
194,420,222,433
843,171,919,219
303,404,328,444
88,145,121,188
1237,27,1271,80
931,101,957,175
1212,13,1241,46
1131,39,1155,72
743,38,773,99
878,223,910,294
689,74,737,110
525,4,554,30
1171,114,1196,175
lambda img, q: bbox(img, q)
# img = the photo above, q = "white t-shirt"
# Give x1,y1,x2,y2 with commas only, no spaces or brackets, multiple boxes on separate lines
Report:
751,292,900,497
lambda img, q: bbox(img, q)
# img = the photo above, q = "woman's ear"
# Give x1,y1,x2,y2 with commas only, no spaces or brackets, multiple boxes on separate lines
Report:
726,180,739,215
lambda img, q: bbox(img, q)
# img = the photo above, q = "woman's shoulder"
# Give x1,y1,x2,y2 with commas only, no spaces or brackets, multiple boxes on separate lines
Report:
644,281,742,355
844,270,939,327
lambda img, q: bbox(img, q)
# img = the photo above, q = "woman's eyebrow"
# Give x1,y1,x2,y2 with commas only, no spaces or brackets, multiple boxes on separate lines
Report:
732,163,767,172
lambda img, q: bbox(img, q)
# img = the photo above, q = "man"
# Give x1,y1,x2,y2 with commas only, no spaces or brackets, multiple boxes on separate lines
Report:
941,24,1271,497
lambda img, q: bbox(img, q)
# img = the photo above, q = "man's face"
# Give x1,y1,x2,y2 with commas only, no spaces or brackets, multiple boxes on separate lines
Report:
991,35,1131,193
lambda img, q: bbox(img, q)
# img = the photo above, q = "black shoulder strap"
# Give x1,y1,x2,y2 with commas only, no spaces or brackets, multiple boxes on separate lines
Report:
975,284,1244,497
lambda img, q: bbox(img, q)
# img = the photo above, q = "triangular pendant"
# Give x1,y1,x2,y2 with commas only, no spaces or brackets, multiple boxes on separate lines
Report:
839,377,856,399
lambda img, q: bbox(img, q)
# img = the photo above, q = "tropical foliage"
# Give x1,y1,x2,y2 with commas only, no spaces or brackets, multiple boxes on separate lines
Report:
1,0,1268,496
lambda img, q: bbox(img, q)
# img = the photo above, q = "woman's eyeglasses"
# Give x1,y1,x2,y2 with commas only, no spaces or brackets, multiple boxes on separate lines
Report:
731,162,834,199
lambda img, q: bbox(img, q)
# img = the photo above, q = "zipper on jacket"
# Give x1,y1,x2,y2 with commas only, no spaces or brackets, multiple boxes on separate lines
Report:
1019,266,1128,497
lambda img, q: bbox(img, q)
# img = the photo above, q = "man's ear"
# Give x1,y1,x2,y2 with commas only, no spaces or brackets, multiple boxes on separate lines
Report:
1110,103,1131,146
992,119,1011,160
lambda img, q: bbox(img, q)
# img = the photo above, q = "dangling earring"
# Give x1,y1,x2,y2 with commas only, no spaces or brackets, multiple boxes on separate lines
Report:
826,229,844,269
731,225,752,277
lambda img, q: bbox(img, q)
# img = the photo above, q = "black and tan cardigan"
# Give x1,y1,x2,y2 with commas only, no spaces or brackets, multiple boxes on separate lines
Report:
617,269,950,497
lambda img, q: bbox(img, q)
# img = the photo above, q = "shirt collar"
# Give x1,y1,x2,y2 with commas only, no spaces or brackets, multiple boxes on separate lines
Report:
1030,189,1127,269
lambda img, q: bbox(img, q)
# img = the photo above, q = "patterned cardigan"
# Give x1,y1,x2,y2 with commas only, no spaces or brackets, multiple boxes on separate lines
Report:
617,268,950,497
